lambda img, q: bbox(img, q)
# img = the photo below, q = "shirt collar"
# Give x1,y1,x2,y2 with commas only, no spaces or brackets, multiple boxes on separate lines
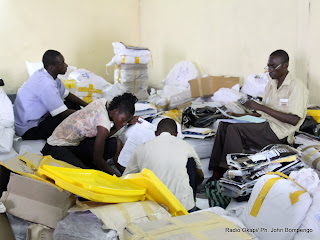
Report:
43,68,58,81
159,132,173,137
270,72,293,89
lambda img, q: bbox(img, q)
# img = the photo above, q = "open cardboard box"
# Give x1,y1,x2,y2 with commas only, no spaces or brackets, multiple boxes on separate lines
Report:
1,173,76,228
189,76,239,98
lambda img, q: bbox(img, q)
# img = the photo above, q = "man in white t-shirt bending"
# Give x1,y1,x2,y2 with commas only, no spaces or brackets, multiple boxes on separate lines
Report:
124,118,204,211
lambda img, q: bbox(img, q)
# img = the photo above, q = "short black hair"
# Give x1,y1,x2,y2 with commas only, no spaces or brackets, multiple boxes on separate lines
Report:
42,50,62,69
270,50,289,64
157,118,177,135
108,93,138,115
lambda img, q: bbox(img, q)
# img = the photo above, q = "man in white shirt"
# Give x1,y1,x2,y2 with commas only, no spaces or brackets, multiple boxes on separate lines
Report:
124,118,204,211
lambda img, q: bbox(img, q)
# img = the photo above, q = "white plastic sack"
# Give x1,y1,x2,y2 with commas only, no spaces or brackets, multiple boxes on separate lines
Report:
107,55,151,66
25,61,77,79
25,61,43,77
102,83,126,102
0,88,14,128
113,64,149,101
0,127,14,153
112,42,150,57
149,85,192,110
242,173,312,240
289,168,319,194
211,86,246,103
106,42,151,67
163,61,199,88
294,183,320,239
69,69,111,103
114,64,148,83
13,139,46,155
241,73,269,98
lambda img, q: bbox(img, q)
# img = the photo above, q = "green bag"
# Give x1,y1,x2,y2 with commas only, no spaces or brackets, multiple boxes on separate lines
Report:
205,179,231,209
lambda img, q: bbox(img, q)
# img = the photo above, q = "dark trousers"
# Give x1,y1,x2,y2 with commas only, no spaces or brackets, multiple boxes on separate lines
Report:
21,101,81,140
187,158,198,199
41,137,117,169
209,122,287,171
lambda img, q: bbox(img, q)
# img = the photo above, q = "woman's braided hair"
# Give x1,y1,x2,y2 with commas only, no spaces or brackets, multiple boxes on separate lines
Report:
107,93,138,115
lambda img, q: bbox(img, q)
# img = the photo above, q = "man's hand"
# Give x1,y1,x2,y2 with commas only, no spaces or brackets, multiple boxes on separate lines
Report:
243,100,263,111
129,116,141,125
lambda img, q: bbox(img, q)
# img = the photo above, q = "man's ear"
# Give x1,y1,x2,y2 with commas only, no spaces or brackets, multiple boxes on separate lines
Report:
155,131,160,136
283,62,289,69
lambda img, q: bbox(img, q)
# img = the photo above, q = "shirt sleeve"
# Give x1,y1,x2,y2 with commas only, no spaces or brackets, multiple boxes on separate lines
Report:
186,143,202,169
286,81,309,118
63,89,70,99
57,78,68,99
123,145,142,175
38,81,68,117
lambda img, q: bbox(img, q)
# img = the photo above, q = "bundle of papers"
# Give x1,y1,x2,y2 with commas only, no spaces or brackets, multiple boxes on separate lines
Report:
217,107,266,123
134,103,157,118
220,144,304,199
182,128,216,139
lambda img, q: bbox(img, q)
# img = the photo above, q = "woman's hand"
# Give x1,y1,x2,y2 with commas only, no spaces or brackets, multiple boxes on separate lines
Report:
128,116,141,125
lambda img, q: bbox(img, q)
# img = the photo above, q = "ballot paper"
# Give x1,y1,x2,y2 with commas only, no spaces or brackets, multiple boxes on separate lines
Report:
217,107,266,123
118,118,156,167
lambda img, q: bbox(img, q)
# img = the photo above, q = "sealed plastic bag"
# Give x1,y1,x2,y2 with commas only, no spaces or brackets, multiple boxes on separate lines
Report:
163,61,199,88
182,106,223,128
68,69,111,103
54,211,118,240
241,73,269,98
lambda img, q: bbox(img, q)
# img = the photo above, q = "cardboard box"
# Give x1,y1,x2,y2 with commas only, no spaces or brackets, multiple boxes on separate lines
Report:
189,76,239,98
124,211,255,240
1,173,76,228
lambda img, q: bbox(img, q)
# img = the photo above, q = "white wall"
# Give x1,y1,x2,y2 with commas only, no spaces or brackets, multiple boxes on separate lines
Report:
2,0,320,104
0,0,140,93
140,0,320,104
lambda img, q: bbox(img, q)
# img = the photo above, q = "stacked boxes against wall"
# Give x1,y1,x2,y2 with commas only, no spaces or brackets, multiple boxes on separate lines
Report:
107,42,152,101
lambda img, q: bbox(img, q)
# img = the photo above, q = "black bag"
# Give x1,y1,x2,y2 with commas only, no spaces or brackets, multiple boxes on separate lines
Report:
300,116,318,135
182,106,223,128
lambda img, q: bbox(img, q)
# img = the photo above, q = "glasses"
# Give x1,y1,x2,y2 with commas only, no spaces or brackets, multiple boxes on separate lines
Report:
264,63,282,71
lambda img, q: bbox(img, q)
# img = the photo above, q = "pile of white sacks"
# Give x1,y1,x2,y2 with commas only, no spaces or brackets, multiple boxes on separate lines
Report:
106,42,152,101
220,168,320,240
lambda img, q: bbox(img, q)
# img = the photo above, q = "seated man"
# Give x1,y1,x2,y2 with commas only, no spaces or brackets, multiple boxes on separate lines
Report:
124,118,204,211
14,50,88,140
209,49,309,179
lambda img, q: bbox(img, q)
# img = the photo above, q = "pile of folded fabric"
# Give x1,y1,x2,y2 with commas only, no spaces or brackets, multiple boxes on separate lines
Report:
220,144,304,199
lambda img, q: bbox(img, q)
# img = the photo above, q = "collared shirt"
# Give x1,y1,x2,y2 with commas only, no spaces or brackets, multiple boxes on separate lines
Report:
47,98,111,146
14,68,69,136
258,72,309,143
123,132,202,210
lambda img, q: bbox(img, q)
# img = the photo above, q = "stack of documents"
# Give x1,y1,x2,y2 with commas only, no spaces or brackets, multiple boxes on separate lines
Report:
134,103,157,118
182,128,216,139
220,144,304,199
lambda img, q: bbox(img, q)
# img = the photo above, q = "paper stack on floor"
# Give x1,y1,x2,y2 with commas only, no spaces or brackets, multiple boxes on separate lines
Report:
220,144,304,199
